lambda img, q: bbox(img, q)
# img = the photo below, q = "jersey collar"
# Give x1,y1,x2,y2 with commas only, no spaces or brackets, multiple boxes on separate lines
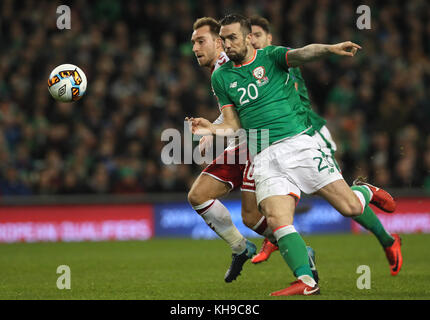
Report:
233,49,257,68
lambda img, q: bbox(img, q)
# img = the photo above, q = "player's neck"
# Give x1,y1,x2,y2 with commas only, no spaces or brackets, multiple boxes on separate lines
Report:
243,46,255,62
235,46,256,67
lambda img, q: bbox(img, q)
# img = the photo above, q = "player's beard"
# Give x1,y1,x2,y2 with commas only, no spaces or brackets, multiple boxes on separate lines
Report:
226,41,248,65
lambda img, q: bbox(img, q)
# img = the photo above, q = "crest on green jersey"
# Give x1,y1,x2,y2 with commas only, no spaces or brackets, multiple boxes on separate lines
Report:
253,66,269,87
252,66,266,79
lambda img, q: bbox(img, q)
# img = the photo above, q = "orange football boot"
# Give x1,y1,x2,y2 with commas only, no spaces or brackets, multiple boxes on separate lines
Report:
270,276,320,296
384,234,403,276
251,238,278,264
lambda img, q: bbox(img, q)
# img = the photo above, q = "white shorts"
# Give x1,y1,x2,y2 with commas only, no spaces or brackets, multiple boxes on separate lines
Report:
253,132,343,206
313,125,339,171
316,125,337,152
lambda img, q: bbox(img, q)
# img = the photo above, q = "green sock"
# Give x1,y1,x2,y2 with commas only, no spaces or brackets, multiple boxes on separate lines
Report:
351,185,371,205
351,185,394,247
277,232,314,279
353,205,394,248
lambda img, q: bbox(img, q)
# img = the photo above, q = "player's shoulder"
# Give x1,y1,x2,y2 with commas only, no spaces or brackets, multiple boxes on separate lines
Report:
211,60,233,80
261,45,277,52
261,44,291,54
261,45,282,52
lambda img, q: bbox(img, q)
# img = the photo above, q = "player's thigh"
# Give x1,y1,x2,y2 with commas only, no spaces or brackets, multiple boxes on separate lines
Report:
259,195,296,230
314,179,362,217
188,173,231,205
241,190,263,227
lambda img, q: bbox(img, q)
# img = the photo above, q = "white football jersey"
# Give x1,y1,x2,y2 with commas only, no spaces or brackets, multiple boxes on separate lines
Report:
211,52,245,150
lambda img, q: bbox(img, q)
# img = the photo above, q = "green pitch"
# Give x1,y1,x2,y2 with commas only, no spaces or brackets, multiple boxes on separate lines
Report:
0,233,429,300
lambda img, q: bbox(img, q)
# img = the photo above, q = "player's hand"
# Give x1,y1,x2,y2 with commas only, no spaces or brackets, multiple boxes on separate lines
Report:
330,41,361,56
199,135,213,156
185,117,213,136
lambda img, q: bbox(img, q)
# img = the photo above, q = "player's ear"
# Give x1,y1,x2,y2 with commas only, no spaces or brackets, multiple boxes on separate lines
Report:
215,36,223,50
268,33,273,45
246,32,253,44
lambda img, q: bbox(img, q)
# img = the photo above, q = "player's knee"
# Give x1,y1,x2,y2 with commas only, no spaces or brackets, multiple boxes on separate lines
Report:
187,188,204,207
265,216,280,232
258,202,275,223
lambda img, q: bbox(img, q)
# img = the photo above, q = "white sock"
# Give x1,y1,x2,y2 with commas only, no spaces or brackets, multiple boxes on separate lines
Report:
194,199,247,254
273,225,297,241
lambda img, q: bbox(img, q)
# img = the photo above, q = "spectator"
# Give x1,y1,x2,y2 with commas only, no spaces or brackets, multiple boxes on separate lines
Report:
0,0,429,195
0,167,32,196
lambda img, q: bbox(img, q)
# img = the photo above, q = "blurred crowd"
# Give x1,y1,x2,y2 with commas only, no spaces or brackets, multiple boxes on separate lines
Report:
0,0,429,196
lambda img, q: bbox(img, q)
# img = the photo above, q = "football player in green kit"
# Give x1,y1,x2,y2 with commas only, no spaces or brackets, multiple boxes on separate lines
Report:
188,14,401,296
249,15,336,264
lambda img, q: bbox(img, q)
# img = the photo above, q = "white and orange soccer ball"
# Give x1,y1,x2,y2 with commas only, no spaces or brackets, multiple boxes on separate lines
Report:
47,64,87,102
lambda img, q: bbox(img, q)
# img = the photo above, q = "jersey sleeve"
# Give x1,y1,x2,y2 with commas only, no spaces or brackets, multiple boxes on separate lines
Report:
265,45,292,71
211,70,234,111
288,66,301,82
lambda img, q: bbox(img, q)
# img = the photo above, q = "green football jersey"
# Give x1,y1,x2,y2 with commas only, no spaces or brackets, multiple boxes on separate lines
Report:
211,45,311,154
289,67,326,132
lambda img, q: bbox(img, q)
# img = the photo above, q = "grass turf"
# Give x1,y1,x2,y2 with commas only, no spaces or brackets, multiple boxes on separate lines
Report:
0,233,429,300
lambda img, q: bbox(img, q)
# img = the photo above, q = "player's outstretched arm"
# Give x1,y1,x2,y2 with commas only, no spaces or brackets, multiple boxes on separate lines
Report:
186,106,241,137
287,41,362,67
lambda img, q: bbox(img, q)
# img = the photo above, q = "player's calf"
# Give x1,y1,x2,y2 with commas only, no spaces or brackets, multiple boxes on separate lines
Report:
316,179,364,218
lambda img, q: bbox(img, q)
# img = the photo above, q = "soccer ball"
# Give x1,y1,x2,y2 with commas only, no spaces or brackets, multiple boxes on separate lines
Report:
47,64,87,102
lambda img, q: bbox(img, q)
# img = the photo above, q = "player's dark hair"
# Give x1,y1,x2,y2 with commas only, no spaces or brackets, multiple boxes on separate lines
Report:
193,17,221,38
250,15,271,34
219,14,252,36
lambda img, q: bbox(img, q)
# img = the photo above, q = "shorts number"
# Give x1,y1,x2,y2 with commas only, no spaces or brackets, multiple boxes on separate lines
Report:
313,152,336,173
245,161,254,180
313,156,328,172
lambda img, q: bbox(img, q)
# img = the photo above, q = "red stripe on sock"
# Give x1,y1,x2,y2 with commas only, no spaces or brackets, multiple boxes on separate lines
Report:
254,217,268,236
195,200,215,215
273,225,289,233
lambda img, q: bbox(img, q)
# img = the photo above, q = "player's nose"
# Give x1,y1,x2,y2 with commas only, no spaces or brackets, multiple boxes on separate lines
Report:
223,39,231,50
